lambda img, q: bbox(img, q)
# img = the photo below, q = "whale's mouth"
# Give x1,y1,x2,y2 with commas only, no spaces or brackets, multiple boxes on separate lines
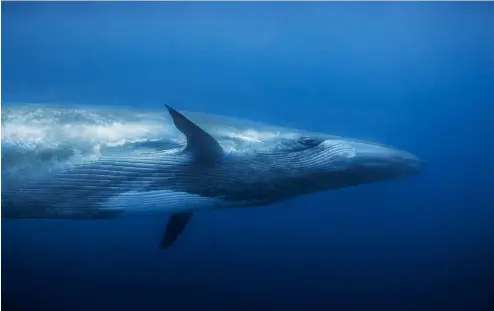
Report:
324,139,422,182
405,155,422,176
354,148,421,179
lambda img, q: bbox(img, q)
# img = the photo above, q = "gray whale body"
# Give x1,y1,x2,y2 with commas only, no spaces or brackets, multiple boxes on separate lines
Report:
1,104,421,247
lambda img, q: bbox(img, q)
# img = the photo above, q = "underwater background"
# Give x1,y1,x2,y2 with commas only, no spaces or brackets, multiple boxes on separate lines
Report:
1,2,493,311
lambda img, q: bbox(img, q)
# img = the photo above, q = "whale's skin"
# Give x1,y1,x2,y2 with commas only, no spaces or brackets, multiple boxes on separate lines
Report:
1,103,421,222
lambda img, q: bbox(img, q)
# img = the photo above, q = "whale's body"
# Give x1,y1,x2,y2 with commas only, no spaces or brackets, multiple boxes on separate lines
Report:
1,104,421,247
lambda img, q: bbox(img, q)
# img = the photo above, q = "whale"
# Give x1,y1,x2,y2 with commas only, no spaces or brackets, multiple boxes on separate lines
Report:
1,103,421,248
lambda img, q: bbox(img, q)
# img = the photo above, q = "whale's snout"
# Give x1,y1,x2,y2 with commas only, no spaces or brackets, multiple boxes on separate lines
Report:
342,140,422,181
399,150,422,176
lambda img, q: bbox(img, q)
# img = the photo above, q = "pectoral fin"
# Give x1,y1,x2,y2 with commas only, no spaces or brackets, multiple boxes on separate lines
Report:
160,212,193,249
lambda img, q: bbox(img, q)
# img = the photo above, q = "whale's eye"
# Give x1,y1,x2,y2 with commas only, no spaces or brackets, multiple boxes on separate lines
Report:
274,136,325,153
299,136,324,148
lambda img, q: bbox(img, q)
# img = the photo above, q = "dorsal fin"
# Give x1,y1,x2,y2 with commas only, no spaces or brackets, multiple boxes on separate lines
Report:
165,104,224,162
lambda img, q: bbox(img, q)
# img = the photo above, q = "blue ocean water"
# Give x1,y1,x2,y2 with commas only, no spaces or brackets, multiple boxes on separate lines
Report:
1,2,493,311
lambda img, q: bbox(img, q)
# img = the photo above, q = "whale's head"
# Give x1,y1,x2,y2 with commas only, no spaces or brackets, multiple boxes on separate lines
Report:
273,135,421,191
166,105,421,198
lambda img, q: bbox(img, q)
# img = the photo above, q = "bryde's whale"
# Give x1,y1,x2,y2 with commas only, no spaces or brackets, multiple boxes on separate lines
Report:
1,104,421,248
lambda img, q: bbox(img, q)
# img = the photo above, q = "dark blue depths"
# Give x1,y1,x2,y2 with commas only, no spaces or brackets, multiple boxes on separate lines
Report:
1,2,494,311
